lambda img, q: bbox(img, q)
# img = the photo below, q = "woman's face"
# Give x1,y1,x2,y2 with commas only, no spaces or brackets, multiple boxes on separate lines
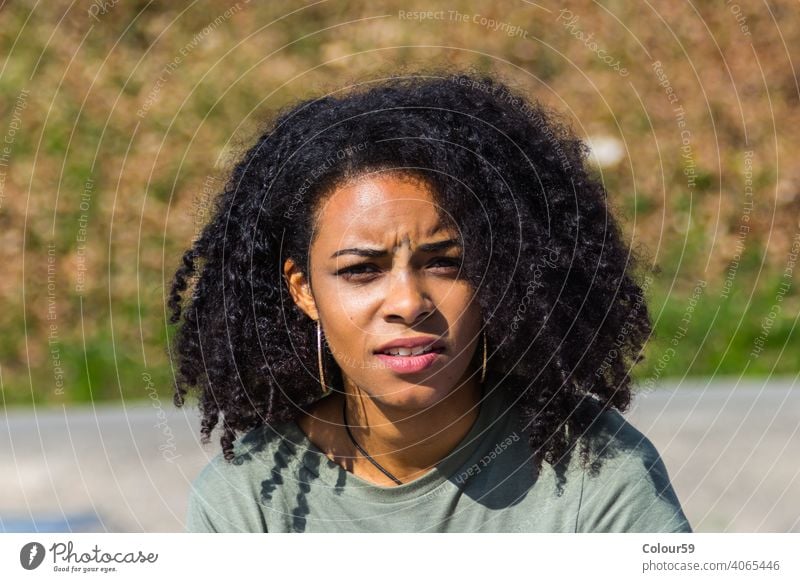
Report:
285,173,483,410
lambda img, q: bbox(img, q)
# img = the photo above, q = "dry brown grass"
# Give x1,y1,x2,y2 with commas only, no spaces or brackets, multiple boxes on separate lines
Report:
1,0,797,404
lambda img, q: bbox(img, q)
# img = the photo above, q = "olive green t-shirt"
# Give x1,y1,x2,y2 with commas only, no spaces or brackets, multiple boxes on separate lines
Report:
185,387,692,533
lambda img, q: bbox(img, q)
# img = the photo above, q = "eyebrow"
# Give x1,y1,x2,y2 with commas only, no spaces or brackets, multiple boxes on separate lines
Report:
330,238,461,259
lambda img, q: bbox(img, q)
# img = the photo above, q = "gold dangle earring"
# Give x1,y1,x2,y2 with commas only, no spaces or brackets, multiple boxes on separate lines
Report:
317,320,330,395
480,329,487,384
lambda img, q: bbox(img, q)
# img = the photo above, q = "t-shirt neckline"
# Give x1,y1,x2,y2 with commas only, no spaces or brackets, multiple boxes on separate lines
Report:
277,385,509,503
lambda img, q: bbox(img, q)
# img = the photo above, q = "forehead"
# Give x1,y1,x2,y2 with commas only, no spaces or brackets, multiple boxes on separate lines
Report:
314,174,449,244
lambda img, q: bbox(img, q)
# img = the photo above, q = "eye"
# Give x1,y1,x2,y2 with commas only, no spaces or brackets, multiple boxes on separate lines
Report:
335,263,380,280
428,257,462,271
335,257,463,281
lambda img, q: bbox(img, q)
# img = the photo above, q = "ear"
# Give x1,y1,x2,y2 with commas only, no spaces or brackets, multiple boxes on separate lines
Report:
283,257,319,321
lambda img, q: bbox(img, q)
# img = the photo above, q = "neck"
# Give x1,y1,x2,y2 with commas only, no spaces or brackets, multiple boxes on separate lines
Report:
342,374,484,484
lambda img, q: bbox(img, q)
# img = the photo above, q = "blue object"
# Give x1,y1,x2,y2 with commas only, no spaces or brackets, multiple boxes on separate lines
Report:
0,511,104,532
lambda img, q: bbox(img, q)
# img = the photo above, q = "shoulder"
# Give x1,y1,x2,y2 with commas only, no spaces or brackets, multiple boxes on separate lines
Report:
580,403,665,470
572,402,692,533
185,423,293,533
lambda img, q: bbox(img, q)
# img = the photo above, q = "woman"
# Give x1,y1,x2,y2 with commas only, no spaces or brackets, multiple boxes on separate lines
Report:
168,69,691,533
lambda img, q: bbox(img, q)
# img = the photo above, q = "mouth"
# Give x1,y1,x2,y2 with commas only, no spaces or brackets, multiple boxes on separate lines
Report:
372,337,446,373
374,345,446,357
373,347,444,373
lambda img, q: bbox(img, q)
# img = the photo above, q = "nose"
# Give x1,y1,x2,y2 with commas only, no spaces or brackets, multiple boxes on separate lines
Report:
380,269,434,325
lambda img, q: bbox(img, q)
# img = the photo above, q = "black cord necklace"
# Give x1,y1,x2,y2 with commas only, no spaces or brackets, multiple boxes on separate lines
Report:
342,398,403,486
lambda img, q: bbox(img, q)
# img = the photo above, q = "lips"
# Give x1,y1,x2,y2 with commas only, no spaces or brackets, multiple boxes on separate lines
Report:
374,350,443,373
373,336,445,356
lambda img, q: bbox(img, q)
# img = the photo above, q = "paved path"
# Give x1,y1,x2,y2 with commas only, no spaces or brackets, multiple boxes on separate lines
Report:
626,377,800,533
1,377,797,532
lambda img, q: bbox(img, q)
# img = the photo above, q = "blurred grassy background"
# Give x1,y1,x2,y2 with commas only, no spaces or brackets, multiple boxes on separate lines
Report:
1,0,797,406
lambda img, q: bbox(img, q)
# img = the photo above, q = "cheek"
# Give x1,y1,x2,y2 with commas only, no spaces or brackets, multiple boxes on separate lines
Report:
328,286,376,323
319,286,375,350
438,285,481,325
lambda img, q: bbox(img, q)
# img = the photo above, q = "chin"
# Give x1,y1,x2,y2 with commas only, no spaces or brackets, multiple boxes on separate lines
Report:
370,381,457,411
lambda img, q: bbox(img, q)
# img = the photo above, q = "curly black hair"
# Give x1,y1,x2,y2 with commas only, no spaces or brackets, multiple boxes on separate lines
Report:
167,66,654,480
